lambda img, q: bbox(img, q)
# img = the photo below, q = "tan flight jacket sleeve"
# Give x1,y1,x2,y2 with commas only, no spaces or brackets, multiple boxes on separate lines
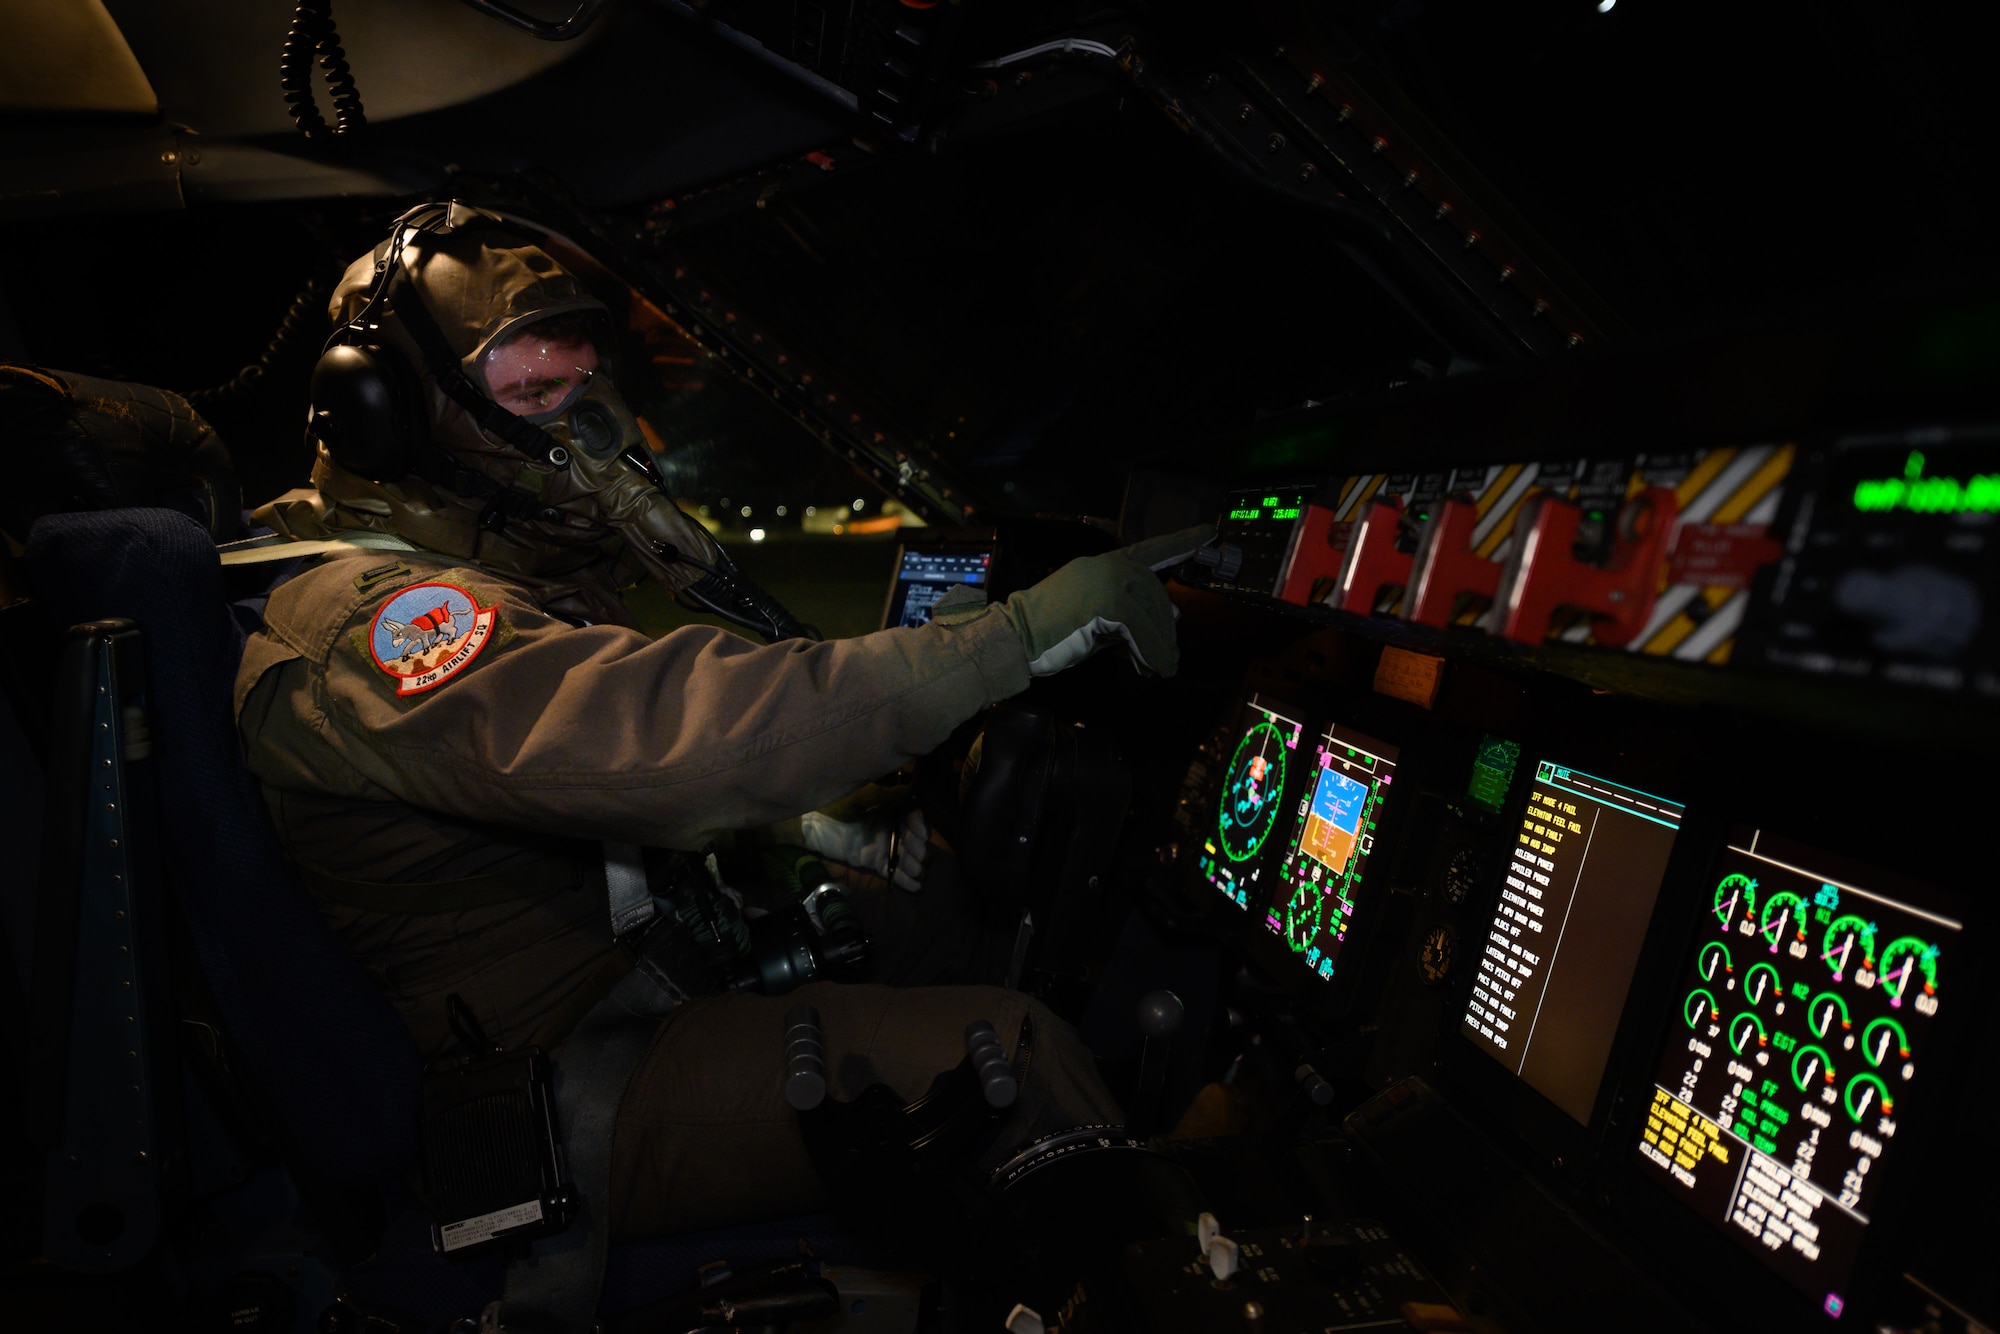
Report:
236,556,1031,848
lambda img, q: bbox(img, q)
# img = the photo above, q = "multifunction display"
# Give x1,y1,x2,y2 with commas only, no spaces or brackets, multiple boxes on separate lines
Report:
1200,694,1306,912
1634,831,1959,1315
884,549,991,628
1264,724,1399,984
1463,761,1685,1123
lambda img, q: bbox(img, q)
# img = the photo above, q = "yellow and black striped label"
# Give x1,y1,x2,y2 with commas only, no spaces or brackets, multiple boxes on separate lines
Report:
1320,445,1794,662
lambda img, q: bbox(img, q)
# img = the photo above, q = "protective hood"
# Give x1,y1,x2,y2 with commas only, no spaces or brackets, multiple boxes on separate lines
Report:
283,203,724,625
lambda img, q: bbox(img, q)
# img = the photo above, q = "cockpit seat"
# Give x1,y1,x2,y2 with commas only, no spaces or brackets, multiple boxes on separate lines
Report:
22,506,878,1329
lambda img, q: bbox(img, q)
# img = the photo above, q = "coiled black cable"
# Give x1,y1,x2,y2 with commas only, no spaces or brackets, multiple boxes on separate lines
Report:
182,278,327,411
280,0,366,143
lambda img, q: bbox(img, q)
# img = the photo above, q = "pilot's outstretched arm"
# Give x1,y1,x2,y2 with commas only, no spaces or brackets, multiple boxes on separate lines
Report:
235,526,1208,848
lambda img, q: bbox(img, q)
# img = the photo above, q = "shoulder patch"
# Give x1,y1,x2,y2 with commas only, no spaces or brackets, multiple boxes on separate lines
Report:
366,580,500,695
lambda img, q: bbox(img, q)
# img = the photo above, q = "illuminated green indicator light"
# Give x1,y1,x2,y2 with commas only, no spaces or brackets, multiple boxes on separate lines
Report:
1228,508,1264,521
1467,735,1522,813
1853,449,2000,514
1270,507,1303,520
1262,495,1282,507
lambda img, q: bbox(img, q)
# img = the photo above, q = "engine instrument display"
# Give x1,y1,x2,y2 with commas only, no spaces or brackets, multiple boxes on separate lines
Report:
1264,724,1399,984
1200,694,1306,911
1634,830,1960,1315
1462,760,1685,1123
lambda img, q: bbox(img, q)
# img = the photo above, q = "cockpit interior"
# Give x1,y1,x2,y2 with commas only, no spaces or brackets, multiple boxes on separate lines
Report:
4,3,1996,1332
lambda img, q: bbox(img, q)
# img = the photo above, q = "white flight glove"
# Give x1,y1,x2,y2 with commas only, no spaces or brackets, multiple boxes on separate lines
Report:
799,806,930,893
992,525,1215,677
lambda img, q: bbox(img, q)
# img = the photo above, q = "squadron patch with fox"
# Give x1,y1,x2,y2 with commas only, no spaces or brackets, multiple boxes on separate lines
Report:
367,581,499,695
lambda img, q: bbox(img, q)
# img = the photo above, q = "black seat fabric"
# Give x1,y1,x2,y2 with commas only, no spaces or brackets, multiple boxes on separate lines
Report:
25,507,421,1185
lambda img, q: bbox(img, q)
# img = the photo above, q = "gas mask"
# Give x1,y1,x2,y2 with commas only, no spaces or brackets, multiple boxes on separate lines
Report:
293,203,815,639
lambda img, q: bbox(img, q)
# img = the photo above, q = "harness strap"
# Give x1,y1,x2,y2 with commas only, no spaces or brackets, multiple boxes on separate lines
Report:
216,531,416,567
501,959,679,1333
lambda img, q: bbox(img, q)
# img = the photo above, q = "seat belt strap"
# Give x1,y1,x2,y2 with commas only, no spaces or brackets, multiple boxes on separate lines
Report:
216,531,417,566
603,841,655,940
500,959,677,1332
497,843,672,1330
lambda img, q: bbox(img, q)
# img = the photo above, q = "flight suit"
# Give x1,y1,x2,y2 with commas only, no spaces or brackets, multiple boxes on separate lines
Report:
235,546,1121,1235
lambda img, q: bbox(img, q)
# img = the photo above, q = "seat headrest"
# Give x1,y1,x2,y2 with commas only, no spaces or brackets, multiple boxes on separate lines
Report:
0,365,243,546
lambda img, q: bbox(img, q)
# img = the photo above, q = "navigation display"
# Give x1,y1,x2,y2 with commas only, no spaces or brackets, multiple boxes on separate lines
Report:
1462,760,1685,1123
1264,724,1399,984
1199,694,1307,912
883,549,992,629
1634,830,1960,1316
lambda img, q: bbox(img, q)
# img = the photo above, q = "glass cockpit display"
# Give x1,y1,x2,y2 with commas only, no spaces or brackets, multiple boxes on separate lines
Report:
882,547,992,629
1200,694,1307,911
1634,830,1960,1313
1462,760,1686,1123
1264,724,1399,984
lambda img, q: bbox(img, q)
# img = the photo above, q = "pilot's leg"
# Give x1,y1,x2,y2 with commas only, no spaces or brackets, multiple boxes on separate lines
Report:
607,980,1120,1239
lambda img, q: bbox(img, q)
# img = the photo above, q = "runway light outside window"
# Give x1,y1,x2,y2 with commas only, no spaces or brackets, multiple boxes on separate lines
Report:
776,505,788,517
852,498,866,511
749,528,766,542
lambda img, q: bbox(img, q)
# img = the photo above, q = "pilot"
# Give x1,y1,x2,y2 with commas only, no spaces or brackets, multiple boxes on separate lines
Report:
234,204,1208,1238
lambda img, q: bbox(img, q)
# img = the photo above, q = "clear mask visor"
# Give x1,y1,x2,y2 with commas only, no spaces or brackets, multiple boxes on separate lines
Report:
478,313,608,422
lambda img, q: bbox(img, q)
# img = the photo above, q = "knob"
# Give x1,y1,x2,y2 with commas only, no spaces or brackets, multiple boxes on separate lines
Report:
966,1020,1019,1108
1136,989,1185,1039
1192,542,1245,582
784,1004,826,1110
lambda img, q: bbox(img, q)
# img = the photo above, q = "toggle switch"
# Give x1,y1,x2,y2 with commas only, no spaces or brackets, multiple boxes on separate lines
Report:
1329,498,1412,615
1492,487,1680,647
1407,496,1502,627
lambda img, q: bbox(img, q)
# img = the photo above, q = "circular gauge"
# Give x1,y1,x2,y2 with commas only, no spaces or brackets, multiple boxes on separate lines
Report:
1697,941,1732,982
1878,937,1938,1008
1217,721,1289,863
1683,988,1719,1028
1806,991,1851,1040
1713,873,1758,929
1820,914,1877,981
1758,891,1807,950
1441,846,1481,907
1728,1012,1767,1055
1845,1072,1892,1122
1282,881,1324,955
1790,1043,1835,1092
1743,962,1781,1007
1861,1017,1910,1070
1419,923,1456,987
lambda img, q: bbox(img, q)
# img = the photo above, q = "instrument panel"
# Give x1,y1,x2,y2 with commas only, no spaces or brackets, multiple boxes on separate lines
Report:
1155,623,1986,1331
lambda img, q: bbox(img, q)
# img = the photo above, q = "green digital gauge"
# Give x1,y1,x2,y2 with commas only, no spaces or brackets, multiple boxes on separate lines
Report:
1217,720,1289,863
1728,1012,1767,1055
1683,989,1719,1028
1807,991,1851,1040
1845,1071,1892,1121
1759,891,1807,950
1713,873,1757,928
1697,941,1732,982
1743,962,1781,1007
1878,937,1939,1008
1862,1016,1910,1069
1282,881,1325,955
1821,914,1877,982
1791,1043,1835,1092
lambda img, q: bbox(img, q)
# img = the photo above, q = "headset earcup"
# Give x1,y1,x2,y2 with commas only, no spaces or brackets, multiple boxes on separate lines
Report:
307,343,428,481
